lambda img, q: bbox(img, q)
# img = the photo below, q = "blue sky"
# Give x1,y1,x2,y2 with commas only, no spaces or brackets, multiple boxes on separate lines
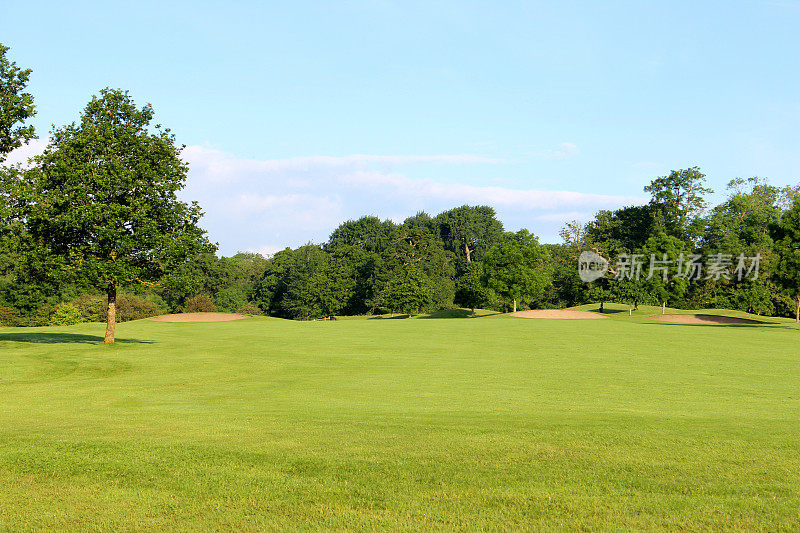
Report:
3,1,799,255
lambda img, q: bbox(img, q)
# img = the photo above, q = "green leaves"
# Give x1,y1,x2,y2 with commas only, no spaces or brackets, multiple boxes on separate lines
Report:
773,201,800,302
644,167,712,243
17,89,211,340
434,205,503,263
24,88,210,291
483,229,552,310
0,43,36,160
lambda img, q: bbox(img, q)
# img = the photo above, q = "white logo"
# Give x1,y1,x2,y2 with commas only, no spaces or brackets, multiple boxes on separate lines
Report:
578,251,609,282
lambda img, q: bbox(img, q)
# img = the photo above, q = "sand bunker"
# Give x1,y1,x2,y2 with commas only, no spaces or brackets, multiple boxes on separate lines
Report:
648,314,763,325
510,310,608,319
150,312,251,323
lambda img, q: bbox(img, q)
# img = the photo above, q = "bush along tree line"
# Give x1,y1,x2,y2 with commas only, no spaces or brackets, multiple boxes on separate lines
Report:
2,42,800,337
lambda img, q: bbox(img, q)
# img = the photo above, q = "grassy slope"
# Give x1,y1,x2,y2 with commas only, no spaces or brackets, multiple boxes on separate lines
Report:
1,311,799,530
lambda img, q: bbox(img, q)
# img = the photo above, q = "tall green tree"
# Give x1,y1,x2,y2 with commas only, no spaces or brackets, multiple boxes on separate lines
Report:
695,178,785,312
280,245,330,319
1,43,36,295
253,248,296,316
326,216,396,254
390,213,455,309
434,205,503,263
0,43,36,161
483,229,552,312
644,167,712,243
640,231,689,314
19,89,210,342
455,262,491,315
375,264,433,317
772,199,800,322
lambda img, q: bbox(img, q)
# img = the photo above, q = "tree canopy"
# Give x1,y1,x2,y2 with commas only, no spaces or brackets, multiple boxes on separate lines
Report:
0,43,36,160
434,205,503,263
483,229,552,313
0,48,798,329
16,89,211,341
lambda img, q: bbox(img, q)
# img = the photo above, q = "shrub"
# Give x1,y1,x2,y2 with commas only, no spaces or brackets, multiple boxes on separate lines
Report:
237,302,262,316
7,314,47,327
215,287,248,313
49,303,84,326
116,294,165,321
71,293,166,322
184,294,216,313
71,294,106,321
0,305,17,326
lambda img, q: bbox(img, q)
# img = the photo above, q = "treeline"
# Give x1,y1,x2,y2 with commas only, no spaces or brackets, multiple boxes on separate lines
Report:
0,205,553,323
555,170,800,319
205,169,800,321
2,42,800,327
4,168,800,325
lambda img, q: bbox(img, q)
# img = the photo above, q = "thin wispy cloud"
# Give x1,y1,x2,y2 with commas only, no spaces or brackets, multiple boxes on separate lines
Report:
4,141,644,254
184,145,500,177
540,142,579,160
339,170,640,209
181,146,643,254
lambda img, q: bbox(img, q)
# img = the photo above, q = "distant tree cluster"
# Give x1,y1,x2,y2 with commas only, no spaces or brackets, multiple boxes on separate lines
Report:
554,170,800,321
2,42,800,335
250,207,549,319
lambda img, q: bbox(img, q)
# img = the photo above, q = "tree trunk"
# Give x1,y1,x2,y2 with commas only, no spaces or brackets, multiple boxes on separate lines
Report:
662,301,666,315
464,243,472,262
599,301,604,313
512,299,517,313
104,285,117,344
471,307,475,317
796,295,799,323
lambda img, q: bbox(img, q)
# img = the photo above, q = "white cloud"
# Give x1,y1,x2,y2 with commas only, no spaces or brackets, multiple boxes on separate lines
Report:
339,169,640,210
541,142,579,160
182,146,644,253
5,141,642,253
3,138,48,167
247,245,285,258
183,145,499,180
533,211,594,222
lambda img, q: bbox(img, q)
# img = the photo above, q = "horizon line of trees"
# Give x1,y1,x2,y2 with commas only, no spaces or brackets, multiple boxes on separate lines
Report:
2,42,800,334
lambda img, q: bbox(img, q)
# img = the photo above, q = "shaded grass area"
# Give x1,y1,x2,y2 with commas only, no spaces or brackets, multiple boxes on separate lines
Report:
1,314,799,529
570,302,797,326
0,332,152,344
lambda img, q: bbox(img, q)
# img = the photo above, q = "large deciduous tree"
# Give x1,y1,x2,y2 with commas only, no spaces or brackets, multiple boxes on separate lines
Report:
434,205,503,263
1,43,36,289
19,89,210,342
772,199,800,322
0,43,36,161
456,262,491,315
483,229,551,313
644,167,712,243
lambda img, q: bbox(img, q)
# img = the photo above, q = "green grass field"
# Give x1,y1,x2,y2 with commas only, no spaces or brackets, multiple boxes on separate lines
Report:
2,306,799,530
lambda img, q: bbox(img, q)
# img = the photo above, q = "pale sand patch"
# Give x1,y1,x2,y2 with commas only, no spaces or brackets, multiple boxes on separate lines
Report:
510,310,608,319
648,314,763,325
150,312,250,323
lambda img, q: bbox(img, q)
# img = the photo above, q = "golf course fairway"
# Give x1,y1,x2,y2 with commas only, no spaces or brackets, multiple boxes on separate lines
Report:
2,306,799,530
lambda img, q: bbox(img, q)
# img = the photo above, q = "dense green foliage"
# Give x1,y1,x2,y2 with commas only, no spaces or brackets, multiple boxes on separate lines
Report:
0,43,35,159
0,41,798,323
3,184,800,322
4,86,211,341
2,309,799,529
